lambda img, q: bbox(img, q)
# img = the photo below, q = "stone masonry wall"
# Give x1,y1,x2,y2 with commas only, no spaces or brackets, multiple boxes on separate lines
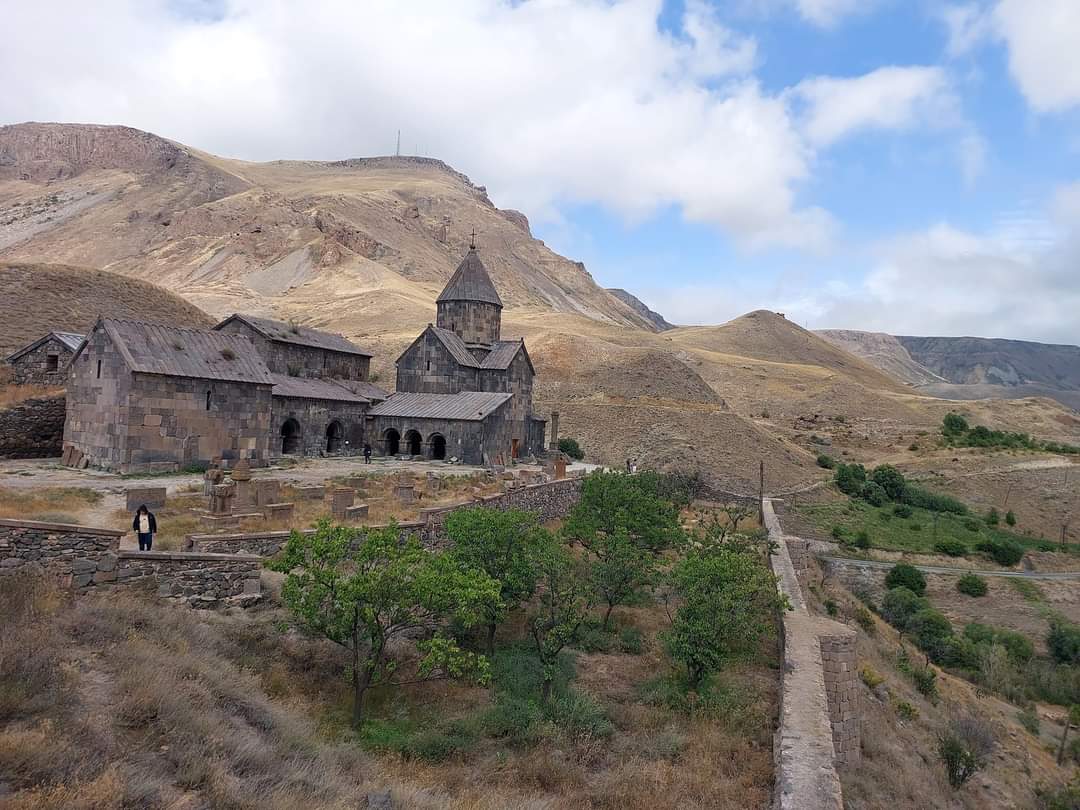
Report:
116,551,262,608
821,630,860,766
0,519,123,586
0,395,66,458
9,337,75,386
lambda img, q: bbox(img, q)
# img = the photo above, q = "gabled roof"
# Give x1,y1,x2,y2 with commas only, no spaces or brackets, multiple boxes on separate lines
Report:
436,249,503,307
269,373,369,403
6,331,85,363
84,319,273,385
480,339,533,373
430,326,480,368
334,379,391,403
368,391,512,421
214,314,373,357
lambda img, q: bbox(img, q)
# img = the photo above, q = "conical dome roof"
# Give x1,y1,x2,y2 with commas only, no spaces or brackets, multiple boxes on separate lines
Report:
436,249,503,307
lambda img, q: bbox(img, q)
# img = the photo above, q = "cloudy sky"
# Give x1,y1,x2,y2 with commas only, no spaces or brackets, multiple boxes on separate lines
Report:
3,0,1079,343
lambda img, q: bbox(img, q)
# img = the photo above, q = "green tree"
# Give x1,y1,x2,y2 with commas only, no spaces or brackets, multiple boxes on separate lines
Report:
881,586,930,631
530,542,592,704
446,508,549,654
558,437,584,460
885,563,927,596
986,508,1000,527
870,464,907,501
943,412,970,437
564,470,683,553
834,463,867,496
1048,621,1080,666
585,528,656,630
269,521,500,726
956,573,988,597
938,713,996,788
1005,510,1017,527
664,545,782,689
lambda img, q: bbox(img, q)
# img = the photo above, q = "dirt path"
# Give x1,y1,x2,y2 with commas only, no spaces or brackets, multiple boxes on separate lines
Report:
819,555,1080,580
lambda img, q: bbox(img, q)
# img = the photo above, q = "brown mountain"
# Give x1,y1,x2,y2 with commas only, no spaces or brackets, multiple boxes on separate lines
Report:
606,288,675,331
3,122,1079,486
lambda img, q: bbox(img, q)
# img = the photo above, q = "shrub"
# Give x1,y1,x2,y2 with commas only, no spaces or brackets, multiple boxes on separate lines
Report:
956,573,987,597
1005,510,1017,527
912,665,939,700
935,539,968,557
824,598,838,616
482,696,544,744
853,605,876,634
881,587,930,630
885,563,926,596
834,463,867,496
978,538,1024,567
985,508,1000,527
938,714,996,788
859,665,884,689
816,453,836,469
901,484,968,515
853,530,871,550
963,517,982,532
861,481,888,507
831,525,845,541
910,522,923,531
943,412,970,436
870,464,907,501
1048,621,1080,666
895,700,919,720
1017,707,1040,736
909,609,954,657
938,636,981,670
558,437,585,460
893,504,913,518
619,626,644,654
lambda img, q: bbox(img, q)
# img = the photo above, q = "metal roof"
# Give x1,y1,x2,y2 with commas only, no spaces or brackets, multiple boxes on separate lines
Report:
215,314,374,357
6,331,85,362
480,340,524,370
368,391,512,421
431,327,480,368
435,249,503,307
99,319,273,384
269,373,369,403
334,378,391,402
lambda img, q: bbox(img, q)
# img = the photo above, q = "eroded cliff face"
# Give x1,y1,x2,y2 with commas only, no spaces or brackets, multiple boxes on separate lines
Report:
817,330,946,386
607,288,674,332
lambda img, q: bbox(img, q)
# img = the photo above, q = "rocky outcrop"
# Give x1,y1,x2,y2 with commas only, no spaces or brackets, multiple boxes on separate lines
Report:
816,330,944,386
606,288,675,331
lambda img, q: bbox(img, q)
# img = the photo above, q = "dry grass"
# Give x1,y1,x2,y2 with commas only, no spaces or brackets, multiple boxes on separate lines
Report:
0,383,64,408
0,486,102,524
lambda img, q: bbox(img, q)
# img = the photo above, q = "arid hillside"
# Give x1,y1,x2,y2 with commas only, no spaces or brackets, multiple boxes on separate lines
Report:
0,262,214,356
4,122,1080,491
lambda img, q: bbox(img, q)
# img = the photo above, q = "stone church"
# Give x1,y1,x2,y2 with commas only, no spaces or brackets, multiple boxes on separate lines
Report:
369,245,546,464
59,247,545,472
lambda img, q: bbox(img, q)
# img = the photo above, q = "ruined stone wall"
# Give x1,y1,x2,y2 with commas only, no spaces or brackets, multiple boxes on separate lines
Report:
0,519,123,586
271,395,367,457
186,522,426,556
0,395,65,458
116,551,262,608
821,630,860,766
9,337,75,386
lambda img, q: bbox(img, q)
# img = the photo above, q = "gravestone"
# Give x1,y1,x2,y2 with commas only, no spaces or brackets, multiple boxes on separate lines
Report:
254,479,281,507
125,486,167,511
209,482,235,515
426,472,442,495
204,464,224,496
331,488,355,520
264,502,294,522
294,485,325,500
394,483,415,504
230,458,253,508
344,504,369,522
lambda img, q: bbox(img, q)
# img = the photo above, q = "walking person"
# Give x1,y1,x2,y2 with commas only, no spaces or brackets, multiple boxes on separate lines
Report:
132,504,157,551
363,443,372,464
625,458,632,474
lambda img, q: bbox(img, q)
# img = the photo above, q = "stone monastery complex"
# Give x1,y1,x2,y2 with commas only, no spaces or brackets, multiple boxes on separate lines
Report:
46,247,546,472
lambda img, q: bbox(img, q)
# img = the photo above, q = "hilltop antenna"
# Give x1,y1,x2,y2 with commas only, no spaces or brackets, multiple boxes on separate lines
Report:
396,130,401,157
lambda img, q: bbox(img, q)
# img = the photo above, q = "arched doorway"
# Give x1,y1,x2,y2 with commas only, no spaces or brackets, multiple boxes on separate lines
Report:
281,419,302,455
384,428,400,457
430,433,446,460
404,429,422,457
325,421,344,454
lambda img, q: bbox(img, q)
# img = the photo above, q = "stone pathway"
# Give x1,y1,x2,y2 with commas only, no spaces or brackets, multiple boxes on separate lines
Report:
819,554,1080,580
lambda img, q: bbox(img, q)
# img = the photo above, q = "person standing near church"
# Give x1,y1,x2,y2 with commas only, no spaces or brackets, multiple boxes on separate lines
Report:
132,504,157,551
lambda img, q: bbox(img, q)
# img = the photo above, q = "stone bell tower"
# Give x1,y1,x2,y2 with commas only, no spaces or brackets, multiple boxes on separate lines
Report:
435,236,502,359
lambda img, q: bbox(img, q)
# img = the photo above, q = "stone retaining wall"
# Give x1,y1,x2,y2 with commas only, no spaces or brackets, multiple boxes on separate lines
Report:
0,395,66,458
186,523,425,556
764,500,859,810
0,519,261,608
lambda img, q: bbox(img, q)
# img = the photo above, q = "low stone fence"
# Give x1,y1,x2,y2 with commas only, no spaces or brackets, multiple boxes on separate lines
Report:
764,500,859,810
187,477,585,556
116,551,262,608
0,394,66,458
0,518,261,608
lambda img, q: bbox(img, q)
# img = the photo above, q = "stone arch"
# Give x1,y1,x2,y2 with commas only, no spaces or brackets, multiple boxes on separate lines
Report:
430,433,446,460
325,420,344,454
383,428,400,457
404,429,422,457
281,419,302,455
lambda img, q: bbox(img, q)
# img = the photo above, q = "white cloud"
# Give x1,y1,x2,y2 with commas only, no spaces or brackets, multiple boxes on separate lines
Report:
793,0,866,28
941,3,994,57
791,66,955,147
0,0,839,250
990,0,1080,112
957,132,988,187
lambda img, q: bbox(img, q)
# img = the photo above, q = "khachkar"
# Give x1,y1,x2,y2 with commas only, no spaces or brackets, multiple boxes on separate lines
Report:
230,458,254,509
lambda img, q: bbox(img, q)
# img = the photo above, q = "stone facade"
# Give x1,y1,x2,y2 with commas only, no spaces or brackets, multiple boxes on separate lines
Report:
0,519,124,587
821,629,861,766
436,299,501,353
272,395,367,457
369,404,514,465
0,395,65,458
215,316,372,381
117,551,262,608
6,333,81,386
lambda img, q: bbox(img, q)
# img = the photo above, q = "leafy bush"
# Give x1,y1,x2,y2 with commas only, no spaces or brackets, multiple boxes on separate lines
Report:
885,563,926,596
956,573,987,597
824,598,838,616
1005,510,1017,527
894,700,919,720
938,714,995,788
558,437,585,460
986,508,1000,527
901,484,968,515
938,636,981,671
1048,621,1080,666
482,696,544,745
816,453,836,469
963,518,982,532
853,605,876,634
549,689,614,742
943,412,970,436
978,538,1024,566
912,665,939,700
881,587,930,630
909,608,954,658
835,463,867,496
870,464,907,501
861,481,888,507
853,530,871,550
935,539,968,557
831,525,845,541
859,665,884,689
893,504,913,518
963,623,1034,665
619,626,644,654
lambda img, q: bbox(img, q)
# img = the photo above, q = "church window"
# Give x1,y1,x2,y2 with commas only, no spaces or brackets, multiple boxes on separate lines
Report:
96,359,102,379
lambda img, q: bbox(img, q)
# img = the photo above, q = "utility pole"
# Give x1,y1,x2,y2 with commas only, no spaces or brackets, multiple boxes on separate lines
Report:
395,130,401,157
759,460,765,527
1062,522,1070,552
